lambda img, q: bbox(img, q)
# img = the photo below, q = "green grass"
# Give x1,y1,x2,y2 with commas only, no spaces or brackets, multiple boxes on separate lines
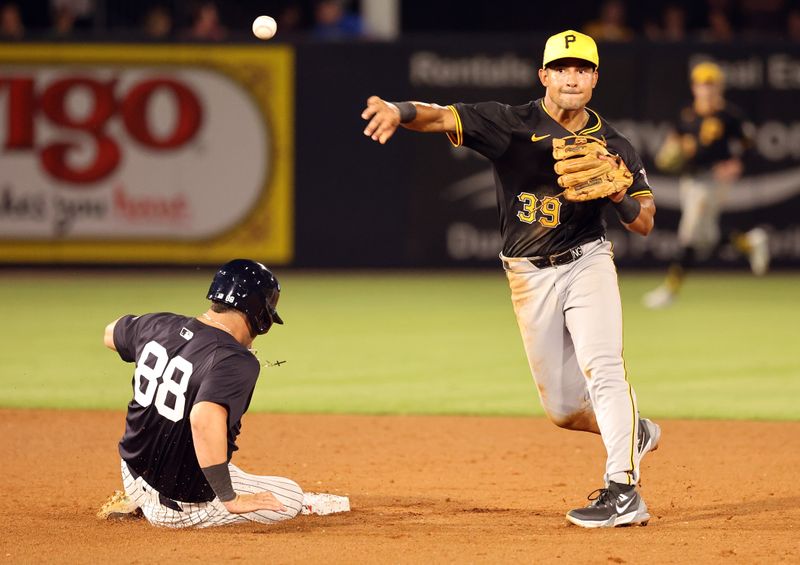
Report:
0,270,797,420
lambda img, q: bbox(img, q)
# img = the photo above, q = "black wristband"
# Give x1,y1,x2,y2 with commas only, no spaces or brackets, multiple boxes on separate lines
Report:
613,195,641,224
390,101,417,123
201,462,236,502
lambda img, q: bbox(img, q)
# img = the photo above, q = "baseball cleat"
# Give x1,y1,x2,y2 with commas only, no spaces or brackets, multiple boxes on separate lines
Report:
97,490,143,520
637,417,661,462
566,482,650,528
642,285,675,309
745,228,770,276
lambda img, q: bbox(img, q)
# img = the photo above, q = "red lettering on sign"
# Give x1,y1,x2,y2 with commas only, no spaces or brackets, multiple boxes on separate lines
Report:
113,183,189,222
122,79,202,149
0,77,36,149
39,77,120,184
0,74,204,185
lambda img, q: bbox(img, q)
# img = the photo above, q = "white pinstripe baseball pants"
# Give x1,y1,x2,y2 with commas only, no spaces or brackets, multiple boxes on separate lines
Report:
120,459,304,528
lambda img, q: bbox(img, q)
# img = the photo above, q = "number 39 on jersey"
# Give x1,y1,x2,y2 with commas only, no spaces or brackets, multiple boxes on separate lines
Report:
516,192,562,228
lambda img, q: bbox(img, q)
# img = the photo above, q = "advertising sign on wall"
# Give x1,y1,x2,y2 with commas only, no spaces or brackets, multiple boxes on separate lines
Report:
0,44,293,264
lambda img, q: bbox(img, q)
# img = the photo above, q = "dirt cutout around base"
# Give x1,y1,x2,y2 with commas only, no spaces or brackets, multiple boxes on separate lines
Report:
1,410,798,564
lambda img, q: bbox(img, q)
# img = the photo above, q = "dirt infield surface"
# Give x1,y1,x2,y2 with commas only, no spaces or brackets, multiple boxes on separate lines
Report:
2,410,798,564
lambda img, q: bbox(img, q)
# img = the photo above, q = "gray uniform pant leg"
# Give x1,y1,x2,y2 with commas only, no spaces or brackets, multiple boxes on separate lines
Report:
503,240,640,485
678,175,728,253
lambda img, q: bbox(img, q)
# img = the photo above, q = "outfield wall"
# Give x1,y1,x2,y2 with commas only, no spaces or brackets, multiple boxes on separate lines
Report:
2,38,800,268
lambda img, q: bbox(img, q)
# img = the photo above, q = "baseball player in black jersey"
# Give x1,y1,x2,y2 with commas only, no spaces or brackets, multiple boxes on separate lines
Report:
644,61,769,309
97,259,305,528
362,30,661,528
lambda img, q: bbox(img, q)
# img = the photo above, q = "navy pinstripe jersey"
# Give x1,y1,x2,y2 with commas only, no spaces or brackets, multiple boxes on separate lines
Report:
446,98,652,258
114,313,259,502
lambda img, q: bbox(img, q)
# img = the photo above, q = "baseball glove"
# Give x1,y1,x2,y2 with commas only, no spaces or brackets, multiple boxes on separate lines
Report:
552,135,633,202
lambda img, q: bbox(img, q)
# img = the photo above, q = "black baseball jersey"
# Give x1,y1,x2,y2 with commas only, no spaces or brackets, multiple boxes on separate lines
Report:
676,103,747,172
113,313,260,502
446,98,652,258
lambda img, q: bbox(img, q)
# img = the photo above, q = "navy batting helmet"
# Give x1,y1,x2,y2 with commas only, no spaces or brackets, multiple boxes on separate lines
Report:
207,259,284,335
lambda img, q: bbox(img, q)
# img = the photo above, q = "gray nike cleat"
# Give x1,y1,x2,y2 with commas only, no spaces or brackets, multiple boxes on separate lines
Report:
637,418,661,462
566,482,650,528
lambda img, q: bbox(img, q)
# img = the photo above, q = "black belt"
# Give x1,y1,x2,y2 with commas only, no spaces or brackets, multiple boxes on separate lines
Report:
158,493,183,512
504,238,600,270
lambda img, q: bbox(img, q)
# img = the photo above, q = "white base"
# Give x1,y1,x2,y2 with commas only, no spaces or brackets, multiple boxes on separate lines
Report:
301,492,351,515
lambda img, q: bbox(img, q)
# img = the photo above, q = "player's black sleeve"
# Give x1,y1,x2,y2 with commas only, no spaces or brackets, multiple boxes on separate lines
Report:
724,105,747,140
446,102,517,161
728,114,746,141
615,141,653,198
113,315,141,363
676,107,692,135
195,350,260,434
723,106,750,157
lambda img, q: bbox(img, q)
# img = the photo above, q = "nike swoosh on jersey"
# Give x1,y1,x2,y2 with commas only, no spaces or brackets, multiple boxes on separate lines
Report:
530,133,551,142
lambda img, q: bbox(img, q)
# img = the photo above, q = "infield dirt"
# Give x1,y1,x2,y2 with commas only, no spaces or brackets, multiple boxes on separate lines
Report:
2,410,798,564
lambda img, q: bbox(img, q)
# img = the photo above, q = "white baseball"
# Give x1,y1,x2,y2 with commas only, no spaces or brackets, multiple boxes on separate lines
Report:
252,15,277,40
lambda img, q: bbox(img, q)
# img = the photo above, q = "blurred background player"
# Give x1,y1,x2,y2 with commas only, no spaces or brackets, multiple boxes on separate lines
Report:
98,259,305,527
644,61,769,309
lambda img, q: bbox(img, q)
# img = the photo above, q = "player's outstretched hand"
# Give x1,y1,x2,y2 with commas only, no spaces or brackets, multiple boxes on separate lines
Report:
223,491,287,514
361,95,401,144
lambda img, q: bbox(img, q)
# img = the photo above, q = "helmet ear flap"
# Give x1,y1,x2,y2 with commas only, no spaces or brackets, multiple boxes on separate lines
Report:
251,315,272,336
266,284,283,325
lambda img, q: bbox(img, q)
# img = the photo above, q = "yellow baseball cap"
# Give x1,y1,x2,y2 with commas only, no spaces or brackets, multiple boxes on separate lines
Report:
542,30,599,68
691,62,724,84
